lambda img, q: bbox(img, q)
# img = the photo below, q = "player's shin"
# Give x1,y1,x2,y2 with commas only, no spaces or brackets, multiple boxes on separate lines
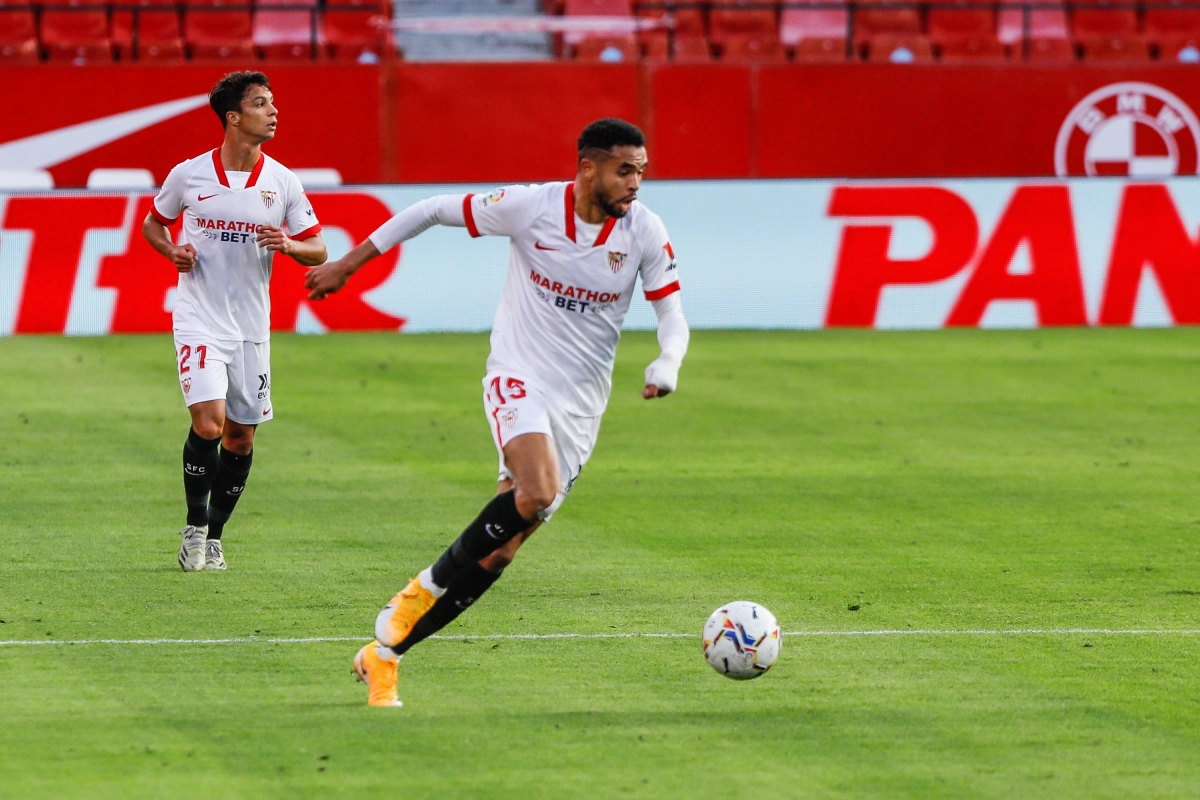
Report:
183,428,221,527
388,564,502,657
429,490,534,587
207,448,253,540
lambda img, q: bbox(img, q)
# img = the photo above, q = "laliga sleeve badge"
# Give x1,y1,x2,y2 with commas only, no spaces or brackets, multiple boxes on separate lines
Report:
1055,82,1200,177
482,188,506,206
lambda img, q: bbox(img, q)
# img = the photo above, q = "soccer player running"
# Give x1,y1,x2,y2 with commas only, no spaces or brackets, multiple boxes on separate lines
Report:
143,71,327,571
305,119,689,707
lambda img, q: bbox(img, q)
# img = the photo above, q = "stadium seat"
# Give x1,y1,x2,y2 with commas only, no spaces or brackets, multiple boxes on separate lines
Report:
854,0,922,42
1080,34,1150,60
709,0,780,51
780,8,849,62
865,33,933,61
1070,1,1138,37
928,2,1003,61
998,2,1072,60
254,0,323,60
186,8,255,59
0,10,39,62
573,34,638,61
1143,5,1200,46
324,9,390,62
41,0,114,63
1159,35,1200,61
112,0,184,61
635,0,705,61
671,34,713,60
720,33,787,60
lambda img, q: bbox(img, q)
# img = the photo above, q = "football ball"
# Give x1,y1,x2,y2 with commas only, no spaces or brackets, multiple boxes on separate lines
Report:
702,601,782,680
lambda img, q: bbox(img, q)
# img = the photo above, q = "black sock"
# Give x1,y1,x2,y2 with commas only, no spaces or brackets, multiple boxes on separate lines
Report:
429,490,533,587
183,428,221,527
207,447,253,540
390,563,502,657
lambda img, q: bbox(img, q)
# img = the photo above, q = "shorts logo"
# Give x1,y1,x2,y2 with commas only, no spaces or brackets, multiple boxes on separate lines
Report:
182,377,191,395
1055,82,1200,177
482,188,506,206
607,251,627,273
499,408,518,429
257,373,270,399
260,190,277,209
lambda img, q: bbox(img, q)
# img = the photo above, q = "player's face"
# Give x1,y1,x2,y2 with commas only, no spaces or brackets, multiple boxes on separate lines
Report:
231,85,277,142
592,146,647,219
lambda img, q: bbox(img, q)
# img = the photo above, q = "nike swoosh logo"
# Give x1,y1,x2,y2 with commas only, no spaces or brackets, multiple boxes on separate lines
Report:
534,241,558,251
0,94,209,170
262,408,271,416
198,193,217,201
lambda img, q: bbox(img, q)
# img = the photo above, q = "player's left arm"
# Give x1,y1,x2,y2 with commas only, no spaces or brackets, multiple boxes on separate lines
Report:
639,216,689,400
256,225,326,266
261,180,327,266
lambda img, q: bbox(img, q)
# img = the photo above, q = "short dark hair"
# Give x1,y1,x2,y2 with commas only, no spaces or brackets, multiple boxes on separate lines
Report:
209,71,271,128
577,119,646,158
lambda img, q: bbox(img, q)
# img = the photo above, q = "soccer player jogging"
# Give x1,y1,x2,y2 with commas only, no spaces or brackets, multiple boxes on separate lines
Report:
305,119,689,707
143,72,327,571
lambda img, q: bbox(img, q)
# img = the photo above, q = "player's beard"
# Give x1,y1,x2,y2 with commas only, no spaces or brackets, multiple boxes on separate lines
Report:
596,189,634,219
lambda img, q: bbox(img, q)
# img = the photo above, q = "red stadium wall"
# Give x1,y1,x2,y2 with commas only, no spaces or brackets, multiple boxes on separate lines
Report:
4,63,1200,185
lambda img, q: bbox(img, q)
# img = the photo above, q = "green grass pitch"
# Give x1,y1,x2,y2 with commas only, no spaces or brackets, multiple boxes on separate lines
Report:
2,328,1200,798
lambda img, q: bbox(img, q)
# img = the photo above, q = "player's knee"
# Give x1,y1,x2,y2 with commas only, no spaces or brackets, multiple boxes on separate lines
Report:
191,420,223,441
514,484,557,521
221,427,254,455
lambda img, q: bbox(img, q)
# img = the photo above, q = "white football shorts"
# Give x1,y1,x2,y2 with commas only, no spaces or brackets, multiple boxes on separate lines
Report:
482,371,601,514
173,332,273,425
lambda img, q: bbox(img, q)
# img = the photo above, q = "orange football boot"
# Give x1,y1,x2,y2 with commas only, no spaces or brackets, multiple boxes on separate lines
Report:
374,576,438,647
352,641,402,707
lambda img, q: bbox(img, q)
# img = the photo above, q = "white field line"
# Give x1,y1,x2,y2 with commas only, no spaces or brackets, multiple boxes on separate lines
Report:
1,629,1200,647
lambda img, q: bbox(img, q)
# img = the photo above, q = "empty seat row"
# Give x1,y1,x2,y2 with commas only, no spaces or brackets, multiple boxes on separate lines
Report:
556,0,1200,62
0,4,389,62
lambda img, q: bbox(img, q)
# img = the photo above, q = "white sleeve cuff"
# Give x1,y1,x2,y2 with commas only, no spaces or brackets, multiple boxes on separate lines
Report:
367,194,466,253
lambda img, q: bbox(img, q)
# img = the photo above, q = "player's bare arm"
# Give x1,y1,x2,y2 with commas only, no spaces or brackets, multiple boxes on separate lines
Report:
256,225,327,266
305,238,380,299
142,215,198,273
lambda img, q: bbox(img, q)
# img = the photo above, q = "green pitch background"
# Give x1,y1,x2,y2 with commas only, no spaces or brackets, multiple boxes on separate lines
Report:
2,329,1199,798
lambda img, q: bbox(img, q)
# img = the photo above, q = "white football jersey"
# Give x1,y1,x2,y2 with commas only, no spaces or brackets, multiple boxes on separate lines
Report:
464,182,680,417
152,149,321,343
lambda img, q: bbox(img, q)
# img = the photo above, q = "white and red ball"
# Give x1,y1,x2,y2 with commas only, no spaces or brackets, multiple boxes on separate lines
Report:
702,601,782,680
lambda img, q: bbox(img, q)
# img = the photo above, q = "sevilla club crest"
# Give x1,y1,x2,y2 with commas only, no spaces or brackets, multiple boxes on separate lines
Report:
260,190,277,209
607,251,627,273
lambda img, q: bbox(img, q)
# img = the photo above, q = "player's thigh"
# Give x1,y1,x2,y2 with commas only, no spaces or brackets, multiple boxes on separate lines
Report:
502,433,561,500
224,340,273,426
174,333,232,432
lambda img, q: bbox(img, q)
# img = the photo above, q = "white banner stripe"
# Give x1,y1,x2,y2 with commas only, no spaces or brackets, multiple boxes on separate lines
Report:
2,629,1200,647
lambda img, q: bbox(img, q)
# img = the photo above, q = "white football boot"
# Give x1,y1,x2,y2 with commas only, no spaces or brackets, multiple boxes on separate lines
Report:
204,539,226,571
177,525,207,572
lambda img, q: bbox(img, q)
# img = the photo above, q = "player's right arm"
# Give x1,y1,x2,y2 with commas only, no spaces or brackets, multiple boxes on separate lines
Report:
305,186,533,300
142,163,197,273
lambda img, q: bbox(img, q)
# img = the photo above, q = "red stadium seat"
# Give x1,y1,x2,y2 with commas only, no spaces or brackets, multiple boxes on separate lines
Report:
720,33,788,60
324,9,390,62
855,0,921,41
780,7,849,60
1080,34,1150,59
112,0,184,61
998,2,1071,59
1027,36,1076,60
710,0,779,48
1158,35,1200,62
1144,6,1200,44
865,33,933,61
573,34,638,60
564,0,633,13
635,0,705,59
186,9,255,59
928,2,1002,61
325,0,384,6
671,34,713,60
254,0,322,60
1070,1,1138,37
0,10,39,62
41,0,113,63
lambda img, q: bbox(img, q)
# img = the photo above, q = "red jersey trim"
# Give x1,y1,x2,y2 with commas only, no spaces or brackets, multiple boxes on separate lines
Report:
644,281,681,301
292,224,322,241
149,203,177,226
564,182,576,243
463,193,480,238
211,148,229,188
594,216,617,247
664,242,675,259
246,152,266,188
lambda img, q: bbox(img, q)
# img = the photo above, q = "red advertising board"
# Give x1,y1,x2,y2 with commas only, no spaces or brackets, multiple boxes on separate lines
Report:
4,63,1200,185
